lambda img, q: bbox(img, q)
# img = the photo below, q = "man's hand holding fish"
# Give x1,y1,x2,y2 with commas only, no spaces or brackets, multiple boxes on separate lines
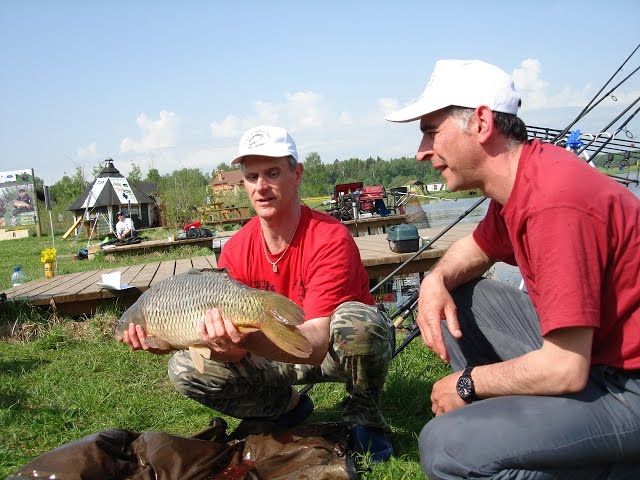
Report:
199,307,249,363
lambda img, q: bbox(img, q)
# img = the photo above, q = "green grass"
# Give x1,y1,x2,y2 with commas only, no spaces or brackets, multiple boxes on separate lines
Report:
0,233,447,478
0,314,446,478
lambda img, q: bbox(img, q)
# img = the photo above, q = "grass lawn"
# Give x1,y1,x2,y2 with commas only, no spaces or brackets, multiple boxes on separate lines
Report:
0,231,448,478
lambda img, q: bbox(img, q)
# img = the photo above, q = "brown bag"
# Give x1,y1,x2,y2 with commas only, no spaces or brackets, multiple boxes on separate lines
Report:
8,419,357,480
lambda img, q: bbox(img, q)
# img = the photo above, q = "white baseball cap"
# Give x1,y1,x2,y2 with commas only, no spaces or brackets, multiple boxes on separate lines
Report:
385,59,521,123
231,125,298,164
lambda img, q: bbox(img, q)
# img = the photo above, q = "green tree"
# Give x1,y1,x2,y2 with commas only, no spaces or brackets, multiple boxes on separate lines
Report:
127,163,142,184
215,162,234,172
49,166,89,205
145,168,162,185
300,152,327,197
156,168,210,227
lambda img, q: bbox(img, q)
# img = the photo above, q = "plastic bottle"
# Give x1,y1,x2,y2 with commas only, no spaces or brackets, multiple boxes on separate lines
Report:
11,266,27,287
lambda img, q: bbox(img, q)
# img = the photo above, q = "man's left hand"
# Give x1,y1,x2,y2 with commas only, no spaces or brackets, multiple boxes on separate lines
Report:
430,371,467,415
200,307,248,361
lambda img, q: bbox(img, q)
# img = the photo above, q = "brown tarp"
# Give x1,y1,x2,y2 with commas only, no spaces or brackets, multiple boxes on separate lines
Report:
8,419,357,480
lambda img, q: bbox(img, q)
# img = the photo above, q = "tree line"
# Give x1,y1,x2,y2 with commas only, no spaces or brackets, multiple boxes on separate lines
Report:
33,153,440,231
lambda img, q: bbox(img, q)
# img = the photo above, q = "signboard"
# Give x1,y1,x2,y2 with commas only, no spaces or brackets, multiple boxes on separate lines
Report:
0,168,39,229
81,177,138,209
110,177,138,204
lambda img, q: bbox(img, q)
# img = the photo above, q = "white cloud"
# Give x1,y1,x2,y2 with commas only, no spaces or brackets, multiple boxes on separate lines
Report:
284,91,324,127
120,110,181,153
210,91,327,139
512,58,591,110
210,114,243,138
338,111,353,125
209,101,282,138
253,100,281,125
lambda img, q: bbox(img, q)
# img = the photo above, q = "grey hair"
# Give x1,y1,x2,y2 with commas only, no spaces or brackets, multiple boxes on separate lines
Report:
446,106,528,144
286,155,298,169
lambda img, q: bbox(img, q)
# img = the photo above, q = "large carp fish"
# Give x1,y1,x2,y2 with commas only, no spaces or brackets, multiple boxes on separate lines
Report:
114,268,312,373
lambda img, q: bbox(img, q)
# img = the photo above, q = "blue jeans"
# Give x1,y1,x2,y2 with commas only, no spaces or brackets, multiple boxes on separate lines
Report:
419,279,640,479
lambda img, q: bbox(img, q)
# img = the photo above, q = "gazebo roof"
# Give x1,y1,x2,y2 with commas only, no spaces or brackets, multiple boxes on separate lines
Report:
67,158,154,211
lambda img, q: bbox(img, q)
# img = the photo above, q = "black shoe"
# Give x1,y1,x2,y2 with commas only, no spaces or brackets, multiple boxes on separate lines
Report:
260,394,314,428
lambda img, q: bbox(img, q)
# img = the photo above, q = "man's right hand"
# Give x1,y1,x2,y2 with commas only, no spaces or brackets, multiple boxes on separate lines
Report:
121,323,173,355
417,273,462,363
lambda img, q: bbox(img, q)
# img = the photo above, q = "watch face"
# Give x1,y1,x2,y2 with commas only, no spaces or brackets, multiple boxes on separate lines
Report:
456,376,473,400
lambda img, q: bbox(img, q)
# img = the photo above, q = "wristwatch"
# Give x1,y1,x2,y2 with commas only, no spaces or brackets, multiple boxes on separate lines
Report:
456,366,477,403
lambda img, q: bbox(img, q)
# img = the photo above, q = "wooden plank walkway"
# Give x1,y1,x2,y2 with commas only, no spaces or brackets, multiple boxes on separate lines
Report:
3,255,219,316
2,223,476,316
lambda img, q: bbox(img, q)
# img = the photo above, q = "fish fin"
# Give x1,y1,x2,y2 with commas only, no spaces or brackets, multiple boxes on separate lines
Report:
190,345,211,359
236,326,259,333
261,319,312,358
189,346,210,374
144,336,172,350
262,292,306,326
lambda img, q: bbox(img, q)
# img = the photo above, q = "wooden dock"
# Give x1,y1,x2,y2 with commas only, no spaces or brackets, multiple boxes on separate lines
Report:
100,233,234,258
2,255,220,316
2,223,476,316
342,214,408,237
355,222,476,278
198,204,253,228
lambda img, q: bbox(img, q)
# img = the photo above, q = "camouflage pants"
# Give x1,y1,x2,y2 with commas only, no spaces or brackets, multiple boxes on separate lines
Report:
168,301,394,430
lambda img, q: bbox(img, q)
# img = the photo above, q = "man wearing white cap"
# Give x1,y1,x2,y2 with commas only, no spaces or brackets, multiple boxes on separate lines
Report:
123,126,394,462
386,60,640,477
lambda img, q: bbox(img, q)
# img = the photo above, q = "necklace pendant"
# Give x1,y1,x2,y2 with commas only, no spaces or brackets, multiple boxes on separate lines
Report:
272,264,278,273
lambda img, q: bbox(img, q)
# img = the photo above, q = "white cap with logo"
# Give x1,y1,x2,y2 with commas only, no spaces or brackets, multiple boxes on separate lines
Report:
385,59,521,123
231,126,298,164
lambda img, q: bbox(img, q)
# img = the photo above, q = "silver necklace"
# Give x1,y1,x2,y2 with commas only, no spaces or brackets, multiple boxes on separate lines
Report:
261,210,301,273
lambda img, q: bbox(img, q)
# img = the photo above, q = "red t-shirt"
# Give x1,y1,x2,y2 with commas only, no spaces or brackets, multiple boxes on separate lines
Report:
473,140,640,369
218,205,374,320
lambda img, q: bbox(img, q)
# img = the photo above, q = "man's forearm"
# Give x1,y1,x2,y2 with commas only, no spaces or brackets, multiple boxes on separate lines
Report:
472,327,593,398
429,234,494,290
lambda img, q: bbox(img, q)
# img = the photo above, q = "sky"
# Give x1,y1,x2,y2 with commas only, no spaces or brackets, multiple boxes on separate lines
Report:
1,0,639,186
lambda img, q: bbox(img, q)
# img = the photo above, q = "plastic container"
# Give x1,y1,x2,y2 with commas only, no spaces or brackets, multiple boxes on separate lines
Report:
387,225,420,253
11,266,27,287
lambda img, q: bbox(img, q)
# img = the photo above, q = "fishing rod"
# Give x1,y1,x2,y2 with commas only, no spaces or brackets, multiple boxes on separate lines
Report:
390,191,455,202
579,105,640,186
576,96,640,158
552,42,640,143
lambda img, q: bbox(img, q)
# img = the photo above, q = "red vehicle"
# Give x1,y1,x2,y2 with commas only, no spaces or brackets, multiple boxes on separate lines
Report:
326,182,396,221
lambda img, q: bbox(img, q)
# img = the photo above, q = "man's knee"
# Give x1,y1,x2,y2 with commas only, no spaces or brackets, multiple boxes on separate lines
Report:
330,302,393,356
419,414,467,478
450,278,486,308
167,351,201,396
